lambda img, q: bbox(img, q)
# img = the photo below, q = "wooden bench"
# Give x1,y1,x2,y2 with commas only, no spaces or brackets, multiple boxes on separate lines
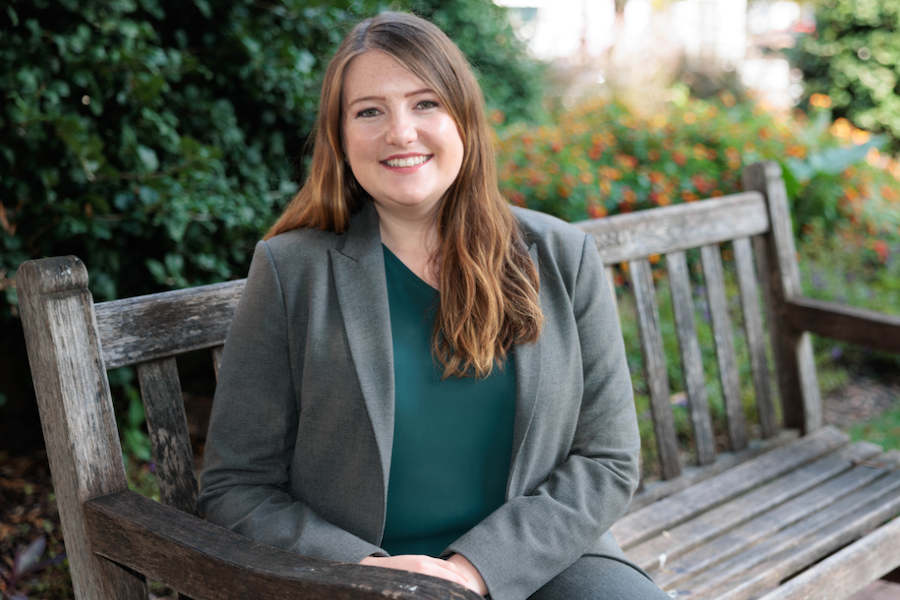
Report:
18,161,900,600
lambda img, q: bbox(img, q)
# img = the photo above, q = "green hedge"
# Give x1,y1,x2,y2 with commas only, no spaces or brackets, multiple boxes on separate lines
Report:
791,0,900,152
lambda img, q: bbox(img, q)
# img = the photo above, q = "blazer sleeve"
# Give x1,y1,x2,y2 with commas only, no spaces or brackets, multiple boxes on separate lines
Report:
197,241,387,563
443,234,641,600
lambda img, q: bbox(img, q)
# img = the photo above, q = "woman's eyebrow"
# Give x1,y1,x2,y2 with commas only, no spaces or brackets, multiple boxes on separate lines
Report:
346,89,435,106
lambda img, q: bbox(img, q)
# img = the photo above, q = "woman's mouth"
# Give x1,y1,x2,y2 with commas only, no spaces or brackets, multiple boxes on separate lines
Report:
383,155,432,168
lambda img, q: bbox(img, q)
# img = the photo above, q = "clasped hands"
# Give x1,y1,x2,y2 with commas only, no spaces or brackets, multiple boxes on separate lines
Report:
360,553,488,596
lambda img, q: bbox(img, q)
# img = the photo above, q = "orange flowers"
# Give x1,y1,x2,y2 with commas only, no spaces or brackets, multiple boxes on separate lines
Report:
873,240,889,263
588,203,607,219
809,93,832,109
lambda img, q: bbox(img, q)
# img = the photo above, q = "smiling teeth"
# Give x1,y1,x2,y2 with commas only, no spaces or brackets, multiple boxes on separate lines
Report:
385,155,429,167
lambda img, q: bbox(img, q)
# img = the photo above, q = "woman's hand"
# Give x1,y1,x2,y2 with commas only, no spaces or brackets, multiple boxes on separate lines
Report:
359,555,469,589
446,553,488,596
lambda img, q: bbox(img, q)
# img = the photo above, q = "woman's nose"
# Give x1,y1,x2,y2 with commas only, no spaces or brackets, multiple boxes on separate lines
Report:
385,111,416,146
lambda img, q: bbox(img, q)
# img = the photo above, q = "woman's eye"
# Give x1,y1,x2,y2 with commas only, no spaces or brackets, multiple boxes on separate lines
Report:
417,100,439,109
357,108,379,118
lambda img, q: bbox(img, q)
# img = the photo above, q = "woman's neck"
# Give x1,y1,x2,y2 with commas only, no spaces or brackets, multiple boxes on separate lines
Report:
376,206,440,289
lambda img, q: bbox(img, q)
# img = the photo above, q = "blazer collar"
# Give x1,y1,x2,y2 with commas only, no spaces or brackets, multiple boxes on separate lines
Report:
329,203,395,509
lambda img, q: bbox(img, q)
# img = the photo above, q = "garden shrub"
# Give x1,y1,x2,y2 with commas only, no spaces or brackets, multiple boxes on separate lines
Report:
791,0,900,152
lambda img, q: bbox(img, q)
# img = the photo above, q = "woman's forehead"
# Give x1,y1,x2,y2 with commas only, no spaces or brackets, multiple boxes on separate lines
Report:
342,51,439,105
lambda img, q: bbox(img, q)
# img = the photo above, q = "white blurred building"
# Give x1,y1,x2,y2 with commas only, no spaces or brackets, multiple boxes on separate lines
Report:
493,0,809,109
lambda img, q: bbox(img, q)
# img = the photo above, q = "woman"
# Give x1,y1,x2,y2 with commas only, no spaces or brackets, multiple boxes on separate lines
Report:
198,11,667,600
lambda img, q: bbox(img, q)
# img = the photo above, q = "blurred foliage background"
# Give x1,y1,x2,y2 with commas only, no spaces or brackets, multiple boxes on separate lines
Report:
790,0,900,153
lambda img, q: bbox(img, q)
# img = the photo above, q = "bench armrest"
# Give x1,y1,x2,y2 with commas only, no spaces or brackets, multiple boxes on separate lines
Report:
85,490,480,600
786,297,900,354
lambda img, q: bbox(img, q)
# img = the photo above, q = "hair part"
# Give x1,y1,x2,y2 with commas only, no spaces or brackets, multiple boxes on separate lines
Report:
266,11,542,378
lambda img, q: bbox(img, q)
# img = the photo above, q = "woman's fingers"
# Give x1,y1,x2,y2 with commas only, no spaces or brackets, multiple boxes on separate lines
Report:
359,555,469,587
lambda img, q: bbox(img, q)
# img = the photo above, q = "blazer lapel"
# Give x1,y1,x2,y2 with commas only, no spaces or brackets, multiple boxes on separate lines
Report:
329,204,395,503
509,243,543,495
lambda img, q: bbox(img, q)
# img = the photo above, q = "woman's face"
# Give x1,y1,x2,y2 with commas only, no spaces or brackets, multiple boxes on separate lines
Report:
342,51,465,222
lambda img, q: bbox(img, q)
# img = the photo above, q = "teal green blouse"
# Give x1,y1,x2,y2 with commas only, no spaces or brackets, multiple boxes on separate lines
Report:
381,245,516,557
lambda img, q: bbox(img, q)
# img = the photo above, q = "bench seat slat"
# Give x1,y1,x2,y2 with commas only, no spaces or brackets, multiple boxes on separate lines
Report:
756,508,900,600
652,454,894,592
631,442,881,573
611,426,848,549
675,459,900,599
630,258,681,480
691,463,900,600
627,430,799,514
96,280,245,370
652,444,885,581
701,244,747,452
137,357,198,515
666,250,715,466
733,237,776,438
575,192,769,265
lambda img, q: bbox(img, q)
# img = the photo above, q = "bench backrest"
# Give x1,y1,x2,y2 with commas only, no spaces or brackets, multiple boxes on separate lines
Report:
17,161,819,597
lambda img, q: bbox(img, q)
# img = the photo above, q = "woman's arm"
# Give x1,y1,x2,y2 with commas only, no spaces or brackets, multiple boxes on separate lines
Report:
444,233,641,600
198,241,386,563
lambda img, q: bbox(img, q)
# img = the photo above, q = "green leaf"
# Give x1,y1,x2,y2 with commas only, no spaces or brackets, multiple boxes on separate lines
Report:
146,258,167,283
192,0,212,18
137,145,159,172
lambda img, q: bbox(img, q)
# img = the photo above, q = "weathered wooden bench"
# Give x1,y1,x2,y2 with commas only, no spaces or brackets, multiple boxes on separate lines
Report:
18,161,900,600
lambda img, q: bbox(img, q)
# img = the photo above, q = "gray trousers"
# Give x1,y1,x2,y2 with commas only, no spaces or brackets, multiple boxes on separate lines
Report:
527,556,670,600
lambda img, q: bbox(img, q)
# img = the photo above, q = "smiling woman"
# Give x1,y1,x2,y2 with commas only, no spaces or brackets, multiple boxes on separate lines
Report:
197,11,667,600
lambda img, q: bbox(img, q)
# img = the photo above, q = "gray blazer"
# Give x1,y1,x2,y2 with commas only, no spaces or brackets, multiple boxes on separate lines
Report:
198,202,642,600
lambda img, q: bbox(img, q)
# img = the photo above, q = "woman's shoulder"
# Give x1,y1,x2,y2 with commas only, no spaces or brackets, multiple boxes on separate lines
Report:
262,226,345,260
510,206,590,259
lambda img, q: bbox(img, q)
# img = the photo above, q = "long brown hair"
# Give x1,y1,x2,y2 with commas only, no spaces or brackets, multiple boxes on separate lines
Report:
266,12,542,378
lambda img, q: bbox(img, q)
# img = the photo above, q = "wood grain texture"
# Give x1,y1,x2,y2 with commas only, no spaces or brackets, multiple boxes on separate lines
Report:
17,257,147,600
637,442,881,576
786,296,900,353
626,430,799,514
573,192,769,265
659,456,898,597
630,258,681,480
611,426,847,549
743,163,821,434
700,244,747,452
95,279,244,370
732,237,776,438
755,511,900,600
666,251,715,465
85,490,481,600
137,357,198,515
695,465,900,600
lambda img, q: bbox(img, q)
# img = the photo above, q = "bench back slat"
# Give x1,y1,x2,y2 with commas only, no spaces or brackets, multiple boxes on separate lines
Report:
701,244,749,452
136,357,198,515
666,250,716,466
629,258,681,480
743,163,821,433
96,280,244,370
734,236,777,438
212,345,225,380
575,191,768,265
